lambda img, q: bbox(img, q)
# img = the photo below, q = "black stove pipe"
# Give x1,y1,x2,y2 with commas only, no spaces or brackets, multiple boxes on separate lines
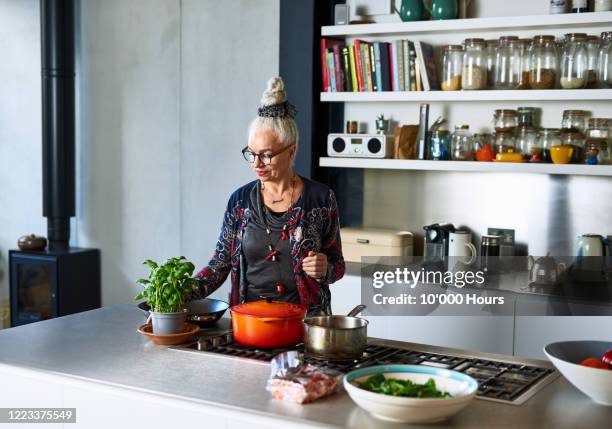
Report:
41,0,75,252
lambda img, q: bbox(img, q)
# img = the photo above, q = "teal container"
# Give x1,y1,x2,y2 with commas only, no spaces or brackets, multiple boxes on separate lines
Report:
431,0,458,20
395,0,425,22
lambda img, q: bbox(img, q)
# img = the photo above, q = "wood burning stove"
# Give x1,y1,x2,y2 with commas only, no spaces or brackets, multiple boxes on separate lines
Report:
9,0,101,326
9,249,100,327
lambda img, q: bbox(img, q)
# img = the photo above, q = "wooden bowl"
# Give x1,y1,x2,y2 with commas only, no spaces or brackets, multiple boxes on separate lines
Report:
137,323,199,345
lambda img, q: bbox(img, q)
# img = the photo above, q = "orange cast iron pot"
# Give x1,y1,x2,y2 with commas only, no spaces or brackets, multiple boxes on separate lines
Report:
230,300,307,349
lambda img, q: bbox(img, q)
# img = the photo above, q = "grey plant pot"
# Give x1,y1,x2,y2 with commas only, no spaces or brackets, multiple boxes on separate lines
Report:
150,310,188,334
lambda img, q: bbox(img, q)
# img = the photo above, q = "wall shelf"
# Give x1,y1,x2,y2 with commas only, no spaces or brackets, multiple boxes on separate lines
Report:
321,89,612,102
321,11,612,37
319,157,612,177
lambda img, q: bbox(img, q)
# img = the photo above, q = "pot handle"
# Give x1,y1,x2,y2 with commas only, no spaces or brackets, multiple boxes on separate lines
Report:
347,304,367,317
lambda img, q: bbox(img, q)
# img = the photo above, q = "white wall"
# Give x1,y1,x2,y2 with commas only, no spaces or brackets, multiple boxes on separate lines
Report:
0,0,279,308
0,0,44,303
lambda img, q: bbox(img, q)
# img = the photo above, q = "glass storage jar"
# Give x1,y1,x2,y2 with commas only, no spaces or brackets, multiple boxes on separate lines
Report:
598,32,612,88
494,131,517,154
584,118,610,165
485,39,499,89
493,109,518,130
560,33,588,89
595,0,612,11
441,45,463,91
495,36,522,89
429,130,452,160
539,128,562,163
560,131,585,163
586,35,600,88
529,35,559,89
451,125,474,160
562,109,587,135
517,107,538,127
462,38,487,90
517,39,533,89
473,133,494,161
516,125,541,162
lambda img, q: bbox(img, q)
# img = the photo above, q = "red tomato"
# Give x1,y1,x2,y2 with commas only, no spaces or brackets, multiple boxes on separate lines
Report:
580,357,608,369
601,350,612,369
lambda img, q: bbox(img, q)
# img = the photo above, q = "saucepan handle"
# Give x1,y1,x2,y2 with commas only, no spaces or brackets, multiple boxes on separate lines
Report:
347,304,367,317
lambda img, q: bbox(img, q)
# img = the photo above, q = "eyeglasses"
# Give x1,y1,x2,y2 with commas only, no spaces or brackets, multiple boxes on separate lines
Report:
241,144,294,165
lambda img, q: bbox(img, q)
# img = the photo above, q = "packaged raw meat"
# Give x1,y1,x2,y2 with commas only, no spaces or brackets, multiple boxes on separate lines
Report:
266,351,342,404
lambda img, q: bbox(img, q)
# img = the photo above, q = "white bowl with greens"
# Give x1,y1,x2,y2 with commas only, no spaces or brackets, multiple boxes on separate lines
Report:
343,364,478,423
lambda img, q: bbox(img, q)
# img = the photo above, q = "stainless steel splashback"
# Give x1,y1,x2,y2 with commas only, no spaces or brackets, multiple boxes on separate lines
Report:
362,170,612,257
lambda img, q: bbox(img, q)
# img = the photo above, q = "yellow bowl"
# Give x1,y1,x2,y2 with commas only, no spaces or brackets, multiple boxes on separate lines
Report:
550,145,574,164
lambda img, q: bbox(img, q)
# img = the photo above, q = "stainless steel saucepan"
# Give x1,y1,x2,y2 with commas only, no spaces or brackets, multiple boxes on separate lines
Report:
303,305,368,360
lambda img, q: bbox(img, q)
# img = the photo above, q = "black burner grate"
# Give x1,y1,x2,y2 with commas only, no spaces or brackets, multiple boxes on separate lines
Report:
175,332,555,404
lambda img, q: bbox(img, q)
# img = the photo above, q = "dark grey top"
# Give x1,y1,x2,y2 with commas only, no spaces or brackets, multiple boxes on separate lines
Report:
243,184,300,304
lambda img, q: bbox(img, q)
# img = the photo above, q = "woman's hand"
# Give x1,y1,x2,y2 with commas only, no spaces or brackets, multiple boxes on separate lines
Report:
302,251,328,279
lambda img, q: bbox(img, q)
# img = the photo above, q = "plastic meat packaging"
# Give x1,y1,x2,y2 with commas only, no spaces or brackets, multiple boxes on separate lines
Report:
266,351,342,404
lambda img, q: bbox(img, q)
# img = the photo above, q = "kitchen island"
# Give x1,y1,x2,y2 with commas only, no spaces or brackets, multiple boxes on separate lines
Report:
0,304,610,428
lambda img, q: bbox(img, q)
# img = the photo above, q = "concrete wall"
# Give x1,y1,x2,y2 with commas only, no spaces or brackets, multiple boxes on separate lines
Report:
0,0,44,304
0,0,279,308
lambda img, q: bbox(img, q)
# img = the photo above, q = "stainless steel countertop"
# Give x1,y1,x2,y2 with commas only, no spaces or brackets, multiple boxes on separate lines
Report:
0,304,610,428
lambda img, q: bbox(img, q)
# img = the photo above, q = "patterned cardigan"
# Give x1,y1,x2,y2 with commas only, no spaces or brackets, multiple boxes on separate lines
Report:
190,177,345,315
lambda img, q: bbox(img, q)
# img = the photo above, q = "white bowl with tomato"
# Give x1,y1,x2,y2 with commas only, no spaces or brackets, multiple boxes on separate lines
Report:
544,341,612,406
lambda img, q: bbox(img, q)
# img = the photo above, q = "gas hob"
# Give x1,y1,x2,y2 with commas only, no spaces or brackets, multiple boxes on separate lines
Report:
171,332,558,406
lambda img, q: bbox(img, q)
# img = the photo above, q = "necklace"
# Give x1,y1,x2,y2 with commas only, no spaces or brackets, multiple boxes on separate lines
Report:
262,179,291,205
260,175,296,295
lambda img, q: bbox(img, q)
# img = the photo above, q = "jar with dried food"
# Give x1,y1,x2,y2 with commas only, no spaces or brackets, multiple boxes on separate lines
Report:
598,32,612,88
560,131,585,163
539,128,562,163
561,109,587,135
516,126,541,162
451,125,474,160
530,35,559,89
441,45,463,91
586,35,600,88
584,118,610,165
462,38,487,90
485,39,499,89
517,39,533,89
494,131,517,154
495,36,522,89
493,109,518,130
560,33,588,89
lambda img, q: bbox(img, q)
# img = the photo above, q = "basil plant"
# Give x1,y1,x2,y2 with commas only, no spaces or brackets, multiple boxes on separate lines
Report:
135,256,198,313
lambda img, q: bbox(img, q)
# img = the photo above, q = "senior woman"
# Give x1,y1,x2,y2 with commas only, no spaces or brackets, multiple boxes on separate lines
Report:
190,77,345,316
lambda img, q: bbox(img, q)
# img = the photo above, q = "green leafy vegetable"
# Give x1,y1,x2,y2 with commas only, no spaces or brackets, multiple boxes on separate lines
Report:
357,374,451,398
134,256,197,313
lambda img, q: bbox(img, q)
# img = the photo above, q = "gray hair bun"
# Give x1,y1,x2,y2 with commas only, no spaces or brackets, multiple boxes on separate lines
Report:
260,77,288,106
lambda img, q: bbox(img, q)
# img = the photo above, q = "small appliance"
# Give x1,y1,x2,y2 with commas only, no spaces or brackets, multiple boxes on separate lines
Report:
341,227,413,263
327,133,394,158
423,223,456,261
334,4,350,25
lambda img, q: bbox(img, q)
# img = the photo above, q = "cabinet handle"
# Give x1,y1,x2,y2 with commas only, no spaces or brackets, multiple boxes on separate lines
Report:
357,238,370,244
